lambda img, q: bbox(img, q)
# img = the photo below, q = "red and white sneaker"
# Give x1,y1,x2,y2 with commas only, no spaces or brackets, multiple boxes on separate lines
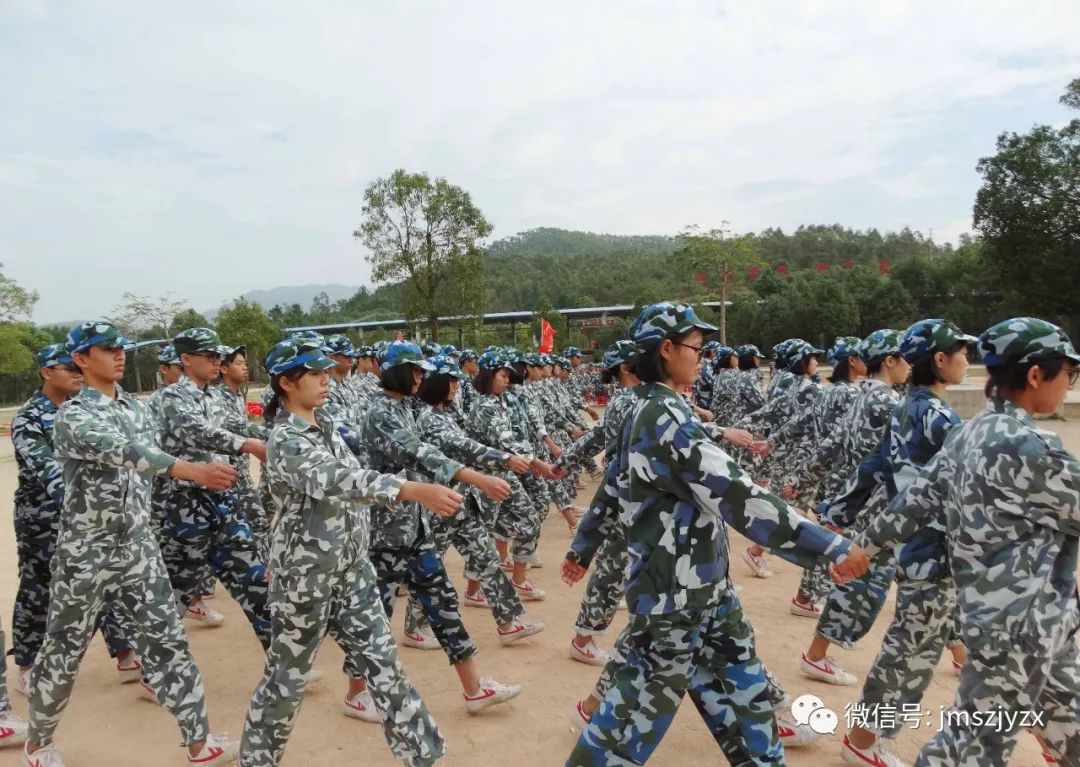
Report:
840,734,908,767
569,700,591,732
498,618,544,646
790,597,822,618
22,743,62,766
137,680,161,704
951,658,964,676
512,580,546,601
800,653,857,685
462,590,491,609
464,677,522,713
187,733,239,767
775,708,821,748
0,710,27,749
1044,751,1059,764
117,657,143,684
343,689,382,723
500,559,514,573
568,639,609,667
402,626,440,651
185,598,225,627
741,547,773,578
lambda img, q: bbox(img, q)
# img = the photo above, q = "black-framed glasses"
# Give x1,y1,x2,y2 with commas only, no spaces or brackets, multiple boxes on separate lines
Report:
1068,367,1080,387
54,364,81,373
672,341,704,359
191,351,223,360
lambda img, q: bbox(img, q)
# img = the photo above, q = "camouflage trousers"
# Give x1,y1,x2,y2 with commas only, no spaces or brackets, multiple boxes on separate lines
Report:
796,558,833,604
29,534,210,747
574,535,627,636
404,495,524,635
485,473,543,564
13,503,131,667
234,460,271,563
516,473,550,564
240,556,445,767
568,592,783,767
857,576,957,738
159,486,272,649
0,617,9,712
916,640,1080,767
370,538,478,666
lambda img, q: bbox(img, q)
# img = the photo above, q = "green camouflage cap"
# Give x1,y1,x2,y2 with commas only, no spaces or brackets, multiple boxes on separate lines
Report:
173,327,225,355
427,354,470,380
601,340,639,371
265,338,337,376
355,344,376,358
900,318,978,362
477,350,513,371
563,346,582,358
36,343,73,369
785,340,822,371
523,352,545,367
323,334,358,357
556,356,571,370
978,317,1080,367
858,329,904,365
291,330,326,345
737,344,766,360
827,336,861,367
630,301,718,348
65,321,132,354
421,342,441,357
156,344,181,365
483,345,501,354
381,340,436,371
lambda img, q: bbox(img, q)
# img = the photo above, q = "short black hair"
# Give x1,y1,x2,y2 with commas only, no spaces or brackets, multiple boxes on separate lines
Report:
223,350,246,366
382,364,418,396
828,358,851,384
789,356,813,376
419,373,452,406
866,354,901,376
474,368,498,395
632,329,694,384
985,356,1067,399
910,343,970,387
738,355,758,371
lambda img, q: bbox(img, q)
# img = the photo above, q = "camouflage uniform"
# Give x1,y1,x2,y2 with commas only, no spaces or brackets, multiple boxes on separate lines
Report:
214,382,270,560
30,323,211,748
11,384,131,669
363,345,477,666
503,384,551,562
147,343,180,530
240,395,444,767
403,393,524,635
569,304,856,766
158,328,271,646
710,360,766,427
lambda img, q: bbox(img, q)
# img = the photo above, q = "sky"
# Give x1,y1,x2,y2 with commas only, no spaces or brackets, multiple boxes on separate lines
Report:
2,0,1078,324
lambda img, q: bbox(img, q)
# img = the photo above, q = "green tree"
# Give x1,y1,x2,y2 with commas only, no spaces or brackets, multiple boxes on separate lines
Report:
0,323,35,375
0,263,39,321
215,298,282,380
672,223,766,344
354,169,493,341
267,303,308,329
974,77,1080,337
170,308,210,335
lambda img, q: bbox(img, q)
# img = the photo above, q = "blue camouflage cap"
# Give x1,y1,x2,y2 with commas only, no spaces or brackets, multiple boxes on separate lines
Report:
737,344,766,361
785,340,823,371
291,330,326,344
36,343,73,369
173,327,226,356
523,352,544,367
323,334,358,358
477,350,513,372
563,346,582,358
265,338,337,376
556,356,571,370
602,340,639,370
156,344,181,365
483,345,501,354
859,329,904,365
631,301,718,349
439,344,459,357
427,354,470,380
65,321,132,354
381,340,436,372
827,337,861,367
979,317,1080,367
459,348,479,362
900,319,978,362
421,342,441,357
714,345,735,360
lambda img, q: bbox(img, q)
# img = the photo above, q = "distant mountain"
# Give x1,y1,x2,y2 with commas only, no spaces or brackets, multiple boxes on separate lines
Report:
205,283,360,320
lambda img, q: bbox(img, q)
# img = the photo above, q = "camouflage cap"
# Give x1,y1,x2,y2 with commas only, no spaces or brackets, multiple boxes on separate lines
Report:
703,340,722,354
827,336,862,367
265,339,337,376
602,340,640,371
381,340,436,372
556,356,572,370
737,344,766,360
219,344,247,360
631,301,718,348
900,319,978,362
421,342,441,357
65,321,133,354
291,330,327,345
483,345,501,354
439,344,459,357
858,329,904,365
503,347,524,364
427,354,470,380
355,344,375,358
523,352,545,367
785,340,823,371
563,346,582,358
714,345,735,360
477,350,513,372
173,327,225,356
156,344,181,365
459,348,479,362
323,334,358,358
36,343,73,369
978,317,1080,368
372,340,390,358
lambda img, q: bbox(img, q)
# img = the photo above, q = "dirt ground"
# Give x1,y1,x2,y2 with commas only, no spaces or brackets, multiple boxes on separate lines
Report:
3,423,1076,766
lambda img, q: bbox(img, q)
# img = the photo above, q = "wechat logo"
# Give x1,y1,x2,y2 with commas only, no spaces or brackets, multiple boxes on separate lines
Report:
792,694,839,735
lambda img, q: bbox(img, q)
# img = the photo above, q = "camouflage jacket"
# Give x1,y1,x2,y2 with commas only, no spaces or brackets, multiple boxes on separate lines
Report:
764,377,822,477
784,380,860,486
53,385,176,543
693,364,716,408
212,384,261,484
737,371,797,436
362,393,465,549
146,387,168,438
465,392,535,461
12,389,66,512
709,369,765,426
550,379,588,429
840,387,961,579
505,388,544,455
875,398,1080,655
791,378,899,503
616,383,852,614
517,381,555,438
558,385,636,474
325,375,358,427
264,409,405,579
417,403,510,501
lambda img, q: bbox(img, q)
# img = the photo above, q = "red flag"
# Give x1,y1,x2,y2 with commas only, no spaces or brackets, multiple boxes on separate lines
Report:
879,258,890,274
842,259,855,270
693,271,708,284
539,318,556,353
747,265,761,281
816,261,829,272
776,264,789,276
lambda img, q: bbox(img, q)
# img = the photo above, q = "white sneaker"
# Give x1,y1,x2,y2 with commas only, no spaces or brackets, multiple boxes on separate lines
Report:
569,700,591,732
512,580,546,601
22,743,62,766
343,689,382,723
464,678,522,713
401,627,440,651
497,619,544,646
568,639,609,667
790,598,822,618
0,711,27,749
137,680,161,704
15,668,30,698
615,597,627,611
528,558,543,569
462,590,490,609
775,708,821,748
185,598,225,627
801,653,857,685
187,733,239,767
202,582,218,600
741,547,773,578
304,669,325,687
841,735,908,767
116,657,143,684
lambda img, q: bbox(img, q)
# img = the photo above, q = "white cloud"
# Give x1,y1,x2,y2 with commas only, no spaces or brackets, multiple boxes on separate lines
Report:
1,0,1077,322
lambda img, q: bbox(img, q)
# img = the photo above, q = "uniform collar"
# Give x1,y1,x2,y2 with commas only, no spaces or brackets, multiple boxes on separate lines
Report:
27,388,59,413
76,383,131,408
987,397,1035,427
